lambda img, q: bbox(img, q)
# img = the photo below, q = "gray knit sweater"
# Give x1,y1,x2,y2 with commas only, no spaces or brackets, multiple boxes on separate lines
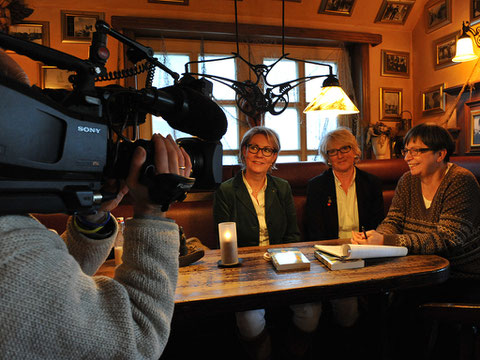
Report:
378,164,480,277
0,214,179,359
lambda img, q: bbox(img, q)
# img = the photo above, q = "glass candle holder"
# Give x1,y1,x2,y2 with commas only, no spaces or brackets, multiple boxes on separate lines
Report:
218,222,239,266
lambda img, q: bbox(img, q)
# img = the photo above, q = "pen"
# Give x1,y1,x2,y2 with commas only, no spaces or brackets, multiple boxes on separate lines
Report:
362,226,368,240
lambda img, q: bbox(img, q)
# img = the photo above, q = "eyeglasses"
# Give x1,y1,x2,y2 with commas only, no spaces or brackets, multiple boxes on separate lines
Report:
246,144,278,157
326,145,352,157
400,148,433,157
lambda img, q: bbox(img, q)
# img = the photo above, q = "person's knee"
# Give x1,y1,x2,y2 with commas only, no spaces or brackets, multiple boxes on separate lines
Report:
290,302,323,333
331,297,359,327
235,309,266,339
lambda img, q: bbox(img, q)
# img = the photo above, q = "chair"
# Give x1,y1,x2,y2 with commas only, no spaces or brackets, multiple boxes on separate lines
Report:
419,302,480,360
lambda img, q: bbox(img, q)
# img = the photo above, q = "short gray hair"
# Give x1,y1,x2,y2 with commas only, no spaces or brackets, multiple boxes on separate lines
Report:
239,126,281,170
319,127,360,163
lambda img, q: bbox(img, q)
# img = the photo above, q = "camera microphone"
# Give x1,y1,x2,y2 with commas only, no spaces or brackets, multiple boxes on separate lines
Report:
137,84,228,142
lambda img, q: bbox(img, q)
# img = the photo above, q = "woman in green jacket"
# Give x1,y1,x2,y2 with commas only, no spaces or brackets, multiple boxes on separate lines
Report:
213,126,321,360
213,129,299,247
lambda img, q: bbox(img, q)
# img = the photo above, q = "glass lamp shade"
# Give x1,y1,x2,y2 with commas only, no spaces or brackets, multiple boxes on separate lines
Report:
304,86,359,115
452,36,479,62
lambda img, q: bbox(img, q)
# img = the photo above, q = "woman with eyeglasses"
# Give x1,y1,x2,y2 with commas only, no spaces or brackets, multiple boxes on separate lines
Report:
352,123,480,277
306,127,384,242
213,126,321,360
305,127,384,343
214,126,300,247
352,123,480,359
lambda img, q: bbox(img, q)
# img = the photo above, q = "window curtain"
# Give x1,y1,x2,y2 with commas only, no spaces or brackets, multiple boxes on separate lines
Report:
336,45,360,147
306,46,360,153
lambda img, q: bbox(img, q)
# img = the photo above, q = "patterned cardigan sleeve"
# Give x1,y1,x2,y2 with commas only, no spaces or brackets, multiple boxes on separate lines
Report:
378,168,480,258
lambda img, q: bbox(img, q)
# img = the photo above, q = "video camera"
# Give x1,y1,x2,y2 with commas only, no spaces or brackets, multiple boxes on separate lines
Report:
0,20,227,215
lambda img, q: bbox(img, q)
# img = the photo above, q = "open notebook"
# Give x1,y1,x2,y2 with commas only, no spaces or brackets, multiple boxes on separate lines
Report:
314,244,408,260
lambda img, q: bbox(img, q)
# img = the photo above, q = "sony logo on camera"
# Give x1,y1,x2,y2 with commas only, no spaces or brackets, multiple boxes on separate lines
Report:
77,126,101,134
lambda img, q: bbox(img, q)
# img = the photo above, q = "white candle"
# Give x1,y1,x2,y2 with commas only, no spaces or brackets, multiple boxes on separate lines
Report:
218,222,238,265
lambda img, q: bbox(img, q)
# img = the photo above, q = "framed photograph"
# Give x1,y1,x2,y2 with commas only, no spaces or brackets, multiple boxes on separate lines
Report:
472,0,480,25
381,50,410,78
434,32,459,70
380,87,403,119
471,110,480,148
61,10,105,43
421,84,446,116
425,0,452,33
8,21,49,47
147,0,189,4
463,100,480,153
318,0,356,16
40,66,74,90
375,0,415,25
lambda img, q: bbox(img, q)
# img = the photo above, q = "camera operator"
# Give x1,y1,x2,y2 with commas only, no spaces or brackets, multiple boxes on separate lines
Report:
0,48,192,359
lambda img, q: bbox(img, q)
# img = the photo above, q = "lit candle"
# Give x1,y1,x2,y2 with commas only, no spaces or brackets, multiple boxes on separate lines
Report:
218,222,238,265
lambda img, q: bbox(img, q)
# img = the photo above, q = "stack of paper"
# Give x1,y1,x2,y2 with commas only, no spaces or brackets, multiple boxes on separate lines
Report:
313,244,408,271
314,244,408,259
314,250,364,270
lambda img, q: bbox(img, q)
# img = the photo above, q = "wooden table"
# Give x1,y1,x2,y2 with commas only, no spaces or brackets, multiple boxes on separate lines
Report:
97,241,450,320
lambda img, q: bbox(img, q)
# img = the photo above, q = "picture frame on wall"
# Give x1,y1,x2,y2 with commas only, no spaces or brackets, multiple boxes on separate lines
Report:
471,0,480,25
464,100,480,153
434,32,458,70
40,65,74,90
424,0,452,33
147,0,189,4
8,21,49,46
61,10,105,43
374,0,415,25
421,83,446,116
318,0,356,16
471,109,480,148
380,87,403,120
381,50,410,78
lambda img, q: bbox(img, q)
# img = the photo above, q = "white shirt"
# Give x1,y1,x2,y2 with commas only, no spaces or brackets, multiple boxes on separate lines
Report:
423,163,452,209
333,169,359,239
242,173,269,246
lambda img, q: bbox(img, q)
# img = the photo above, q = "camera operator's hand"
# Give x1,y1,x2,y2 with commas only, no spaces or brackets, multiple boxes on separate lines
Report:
127,133,192,217
76,180,129,225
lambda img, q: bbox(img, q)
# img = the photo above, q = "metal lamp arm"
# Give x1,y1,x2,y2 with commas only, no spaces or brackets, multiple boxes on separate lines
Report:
464,21,480,48
284,55,334,74
269,73,331,96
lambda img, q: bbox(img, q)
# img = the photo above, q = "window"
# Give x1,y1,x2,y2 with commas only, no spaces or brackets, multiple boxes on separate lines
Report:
142,39,343,164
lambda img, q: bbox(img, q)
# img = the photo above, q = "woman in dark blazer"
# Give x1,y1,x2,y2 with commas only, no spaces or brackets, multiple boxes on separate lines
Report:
305,127,384,333
306,166,384,241
213,167,299,247
306,128,384,241
213,126,320,360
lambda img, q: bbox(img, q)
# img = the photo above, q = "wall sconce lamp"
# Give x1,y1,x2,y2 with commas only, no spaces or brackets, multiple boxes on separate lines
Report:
452,21,480,63
183,0,359,119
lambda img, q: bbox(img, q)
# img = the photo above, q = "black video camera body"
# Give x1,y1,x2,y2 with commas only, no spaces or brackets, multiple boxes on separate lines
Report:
0,21,227,215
